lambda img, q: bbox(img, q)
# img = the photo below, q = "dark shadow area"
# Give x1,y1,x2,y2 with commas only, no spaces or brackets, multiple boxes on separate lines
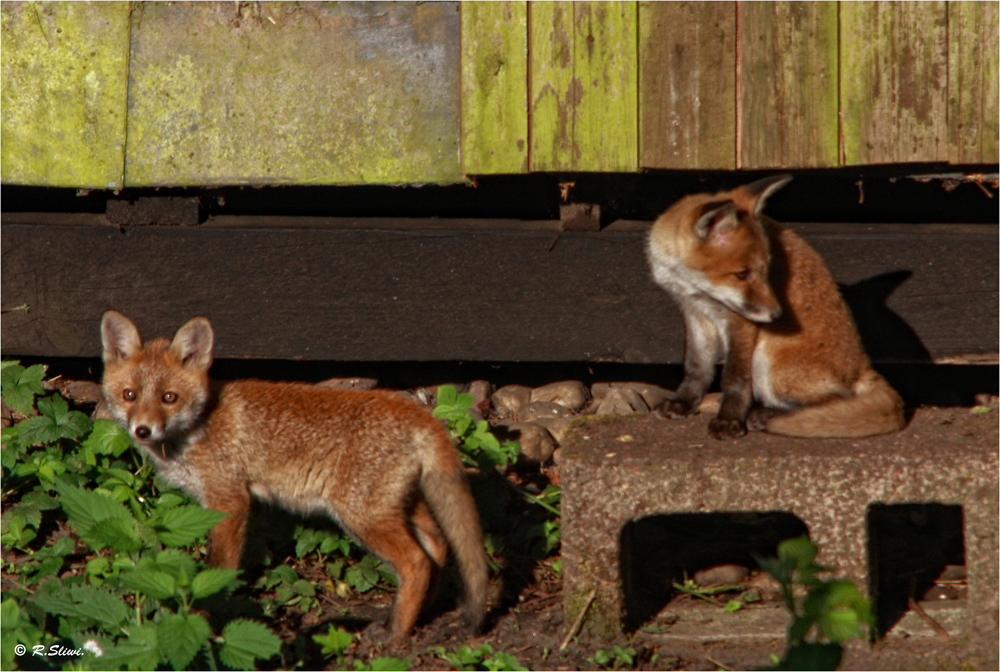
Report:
3,164,997,224
841,271,933,364
867,503,965,637
619,511,809,631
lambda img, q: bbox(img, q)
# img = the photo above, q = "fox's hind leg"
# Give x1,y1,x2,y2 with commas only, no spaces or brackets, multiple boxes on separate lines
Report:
411,499,448,566
410,499,449,614
354,515,434,645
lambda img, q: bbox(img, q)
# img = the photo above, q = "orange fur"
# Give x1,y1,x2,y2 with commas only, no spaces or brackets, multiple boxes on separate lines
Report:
647,176,905,439
100,310,488,644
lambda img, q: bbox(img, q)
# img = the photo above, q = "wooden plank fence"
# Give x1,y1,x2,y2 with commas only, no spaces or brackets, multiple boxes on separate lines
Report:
2,1,997,188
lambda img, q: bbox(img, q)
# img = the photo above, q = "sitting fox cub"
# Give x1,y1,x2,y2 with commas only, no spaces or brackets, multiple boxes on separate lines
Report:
100,310,488,644
647,175,905,439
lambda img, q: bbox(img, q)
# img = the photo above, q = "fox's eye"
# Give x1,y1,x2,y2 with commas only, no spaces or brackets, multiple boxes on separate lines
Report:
162,391,178,404
123,389,136,401
734,269,750,281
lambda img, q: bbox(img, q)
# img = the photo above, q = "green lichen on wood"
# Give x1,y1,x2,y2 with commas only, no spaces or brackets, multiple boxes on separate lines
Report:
529,1,638,172
739,2,839,169
0,1,129,188
947,1,999,164
571,1,637,173
125,2,463,186
460,1,528,175
841,1,948,165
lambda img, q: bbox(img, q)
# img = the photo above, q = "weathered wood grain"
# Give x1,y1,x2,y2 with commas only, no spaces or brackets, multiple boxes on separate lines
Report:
460,1,529,174
947,1,1000,164
841,1,948,165
571,1,638,172
0,2,129,189
529,1,637,172
638,1,736,170
529,1,575,172
2,217,995,363
125,2,462,186
738,2,838,169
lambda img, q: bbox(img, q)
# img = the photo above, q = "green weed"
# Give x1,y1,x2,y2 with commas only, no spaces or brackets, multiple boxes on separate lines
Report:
756,535,874,670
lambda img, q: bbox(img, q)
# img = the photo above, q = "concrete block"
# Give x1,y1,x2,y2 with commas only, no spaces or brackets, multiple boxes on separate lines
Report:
560,405,997,662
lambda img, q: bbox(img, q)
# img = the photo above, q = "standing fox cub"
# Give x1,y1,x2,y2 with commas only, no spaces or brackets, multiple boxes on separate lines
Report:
100,310,488,644
647,175,905,439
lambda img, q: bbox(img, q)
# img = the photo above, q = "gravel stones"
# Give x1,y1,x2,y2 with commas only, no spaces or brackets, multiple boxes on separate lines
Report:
492,385,532,417
594,387,650,416
497,422,557,465
530,380,590,413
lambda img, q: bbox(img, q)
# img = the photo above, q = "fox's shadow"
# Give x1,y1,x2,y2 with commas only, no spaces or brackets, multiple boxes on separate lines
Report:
839,270,931,363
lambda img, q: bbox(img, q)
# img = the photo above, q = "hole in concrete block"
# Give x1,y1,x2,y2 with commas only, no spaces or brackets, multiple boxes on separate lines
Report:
867,503,966,637
619,511,808,631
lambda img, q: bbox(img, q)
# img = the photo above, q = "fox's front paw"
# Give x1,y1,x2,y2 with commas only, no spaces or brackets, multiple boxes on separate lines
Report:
708,416,747,440
656,397,700,418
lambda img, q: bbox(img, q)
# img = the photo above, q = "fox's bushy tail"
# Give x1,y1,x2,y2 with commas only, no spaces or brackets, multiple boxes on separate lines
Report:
419,433,489,631
766,369,905,438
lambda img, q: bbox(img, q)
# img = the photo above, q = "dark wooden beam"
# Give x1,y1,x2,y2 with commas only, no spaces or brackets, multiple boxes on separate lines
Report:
2,215,996,363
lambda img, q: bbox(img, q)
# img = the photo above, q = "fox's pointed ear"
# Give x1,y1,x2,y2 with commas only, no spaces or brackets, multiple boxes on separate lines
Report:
694,201,739,243
741,174,793,214
101,310,142,364
169,317,214,370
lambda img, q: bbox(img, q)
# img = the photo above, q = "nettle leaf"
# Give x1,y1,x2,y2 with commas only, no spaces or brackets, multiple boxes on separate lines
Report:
101,621,160,671
153,549,200,581
292,579,316,597
84,517,143,553
313,624,353,656
155,491,189,508
157,612,212,670
1,362,46,416
191,568,241,599
120,568,178,601
435,384,458,408
18,395,92,444
366,656,412,671
150,504,228,547
294,527,321,558
30,582,128,631
345,555,382,593
219,619,282,670
56,481,134,537
3,491,56,531
69,584,130,630
83,419,133,457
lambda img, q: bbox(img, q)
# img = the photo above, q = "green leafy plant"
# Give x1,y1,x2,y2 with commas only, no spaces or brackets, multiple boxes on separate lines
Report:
311,626,410,671
756,535,874,670
587,645,637,670
433,385,519,469
433,643,527,671
672,578,760,613
1,361,284,670
1,360,46,416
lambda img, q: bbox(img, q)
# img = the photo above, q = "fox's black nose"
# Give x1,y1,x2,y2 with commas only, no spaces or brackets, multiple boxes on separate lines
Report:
769,307,783,321
135,426,151,440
